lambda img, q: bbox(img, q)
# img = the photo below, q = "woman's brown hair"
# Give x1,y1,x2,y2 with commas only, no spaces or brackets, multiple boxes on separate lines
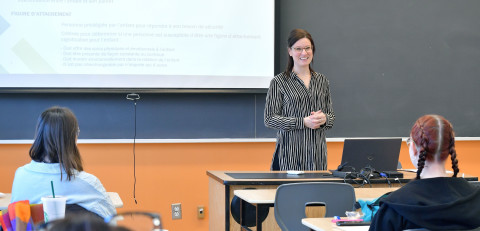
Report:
285,28,316,76
29,106,83,180
410,114,459,179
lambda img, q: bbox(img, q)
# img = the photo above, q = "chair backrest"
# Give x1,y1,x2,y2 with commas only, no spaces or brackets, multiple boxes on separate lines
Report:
105,211,163,231
274,182,356,231
66,204,103,220
469,181,480,187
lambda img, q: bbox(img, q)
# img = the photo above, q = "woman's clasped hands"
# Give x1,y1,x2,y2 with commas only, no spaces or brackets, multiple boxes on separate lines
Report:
304,110,326,129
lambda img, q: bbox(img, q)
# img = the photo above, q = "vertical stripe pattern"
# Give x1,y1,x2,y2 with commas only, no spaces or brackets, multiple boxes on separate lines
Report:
264,71,335,170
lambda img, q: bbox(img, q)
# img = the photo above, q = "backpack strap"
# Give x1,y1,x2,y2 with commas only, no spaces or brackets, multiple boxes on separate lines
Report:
367,191,392,220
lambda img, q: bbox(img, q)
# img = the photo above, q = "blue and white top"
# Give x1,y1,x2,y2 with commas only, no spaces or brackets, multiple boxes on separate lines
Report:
11,160,116,218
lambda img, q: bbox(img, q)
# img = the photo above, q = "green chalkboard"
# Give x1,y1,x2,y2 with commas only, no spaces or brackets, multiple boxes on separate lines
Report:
1,0,479,139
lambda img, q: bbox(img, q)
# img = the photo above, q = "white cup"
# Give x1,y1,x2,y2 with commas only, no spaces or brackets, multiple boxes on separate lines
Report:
41,196,67,222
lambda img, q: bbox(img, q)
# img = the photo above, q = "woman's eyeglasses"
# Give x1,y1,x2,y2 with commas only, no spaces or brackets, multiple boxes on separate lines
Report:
292,46,312,53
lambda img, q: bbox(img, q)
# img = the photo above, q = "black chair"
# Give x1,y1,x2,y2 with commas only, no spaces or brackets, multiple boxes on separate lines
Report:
66,204,103,221
274,182,356,231
468,181,480,187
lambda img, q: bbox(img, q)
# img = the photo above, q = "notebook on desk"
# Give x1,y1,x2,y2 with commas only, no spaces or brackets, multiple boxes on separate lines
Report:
330,138,403,178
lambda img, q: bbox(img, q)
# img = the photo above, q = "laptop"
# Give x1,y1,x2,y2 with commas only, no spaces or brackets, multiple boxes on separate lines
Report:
331,138,403,178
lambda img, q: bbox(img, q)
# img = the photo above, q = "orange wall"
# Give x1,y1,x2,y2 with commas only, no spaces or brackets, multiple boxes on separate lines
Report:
1,140,478,230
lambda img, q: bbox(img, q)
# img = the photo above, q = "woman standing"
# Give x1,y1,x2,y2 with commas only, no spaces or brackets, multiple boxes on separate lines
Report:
11,106,115,219
264,29,335,171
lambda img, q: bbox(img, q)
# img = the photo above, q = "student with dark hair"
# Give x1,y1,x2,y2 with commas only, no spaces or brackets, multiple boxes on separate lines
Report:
264,28,335,170
11,106,115,219
45,214,131,231
369,115,480,231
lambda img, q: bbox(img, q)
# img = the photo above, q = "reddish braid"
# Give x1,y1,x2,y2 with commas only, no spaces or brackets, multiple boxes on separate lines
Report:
449,135,460,177
410,115,458,179
415,124,429,179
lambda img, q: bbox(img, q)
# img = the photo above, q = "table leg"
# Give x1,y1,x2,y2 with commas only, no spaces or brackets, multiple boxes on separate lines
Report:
240,199,245,230
256,204,262,231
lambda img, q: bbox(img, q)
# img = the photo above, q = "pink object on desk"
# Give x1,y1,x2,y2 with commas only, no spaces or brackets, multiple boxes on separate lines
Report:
331,218,364,223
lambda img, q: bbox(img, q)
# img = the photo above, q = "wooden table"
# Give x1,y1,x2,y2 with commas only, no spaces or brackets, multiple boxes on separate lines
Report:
0,193,9,210
234,187,397,231
208,170,477,231
302,218,370,231
0,192,124,210
234,187,398,204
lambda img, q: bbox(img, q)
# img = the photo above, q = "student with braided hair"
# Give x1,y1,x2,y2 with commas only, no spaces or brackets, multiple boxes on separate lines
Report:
369,115,480,231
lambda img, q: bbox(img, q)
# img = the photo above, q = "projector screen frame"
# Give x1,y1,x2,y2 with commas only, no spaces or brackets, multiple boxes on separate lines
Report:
0,0,276,93
0,87,269,93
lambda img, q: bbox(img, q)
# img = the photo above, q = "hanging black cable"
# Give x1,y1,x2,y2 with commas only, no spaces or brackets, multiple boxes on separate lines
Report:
127,93,140,204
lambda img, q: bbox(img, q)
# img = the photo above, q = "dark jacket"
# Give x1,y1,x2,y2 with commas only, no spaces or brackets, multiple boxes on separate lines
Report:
369,177,480,231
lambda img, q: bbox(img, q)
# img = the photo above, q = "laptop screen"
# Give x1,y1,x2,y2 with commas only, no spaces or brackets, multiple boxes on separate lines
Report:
339,138,402,172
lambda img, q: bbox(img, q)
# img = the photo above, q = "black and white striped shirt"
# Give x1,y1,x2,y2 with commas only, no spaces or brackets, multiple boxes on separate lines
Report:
264,71,335,170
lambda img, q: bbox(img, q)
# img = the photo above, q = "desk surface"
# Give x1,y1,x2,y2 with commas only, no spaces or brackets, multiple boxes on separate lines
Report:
0,192,123,210
208,170,478,186
302,218,369,231
234,187,398,205
209,170,413,186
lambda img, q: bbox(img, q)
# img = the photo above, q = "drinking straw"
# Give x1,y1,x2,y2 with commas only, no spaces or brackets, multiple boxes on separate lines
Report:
51,181,55,198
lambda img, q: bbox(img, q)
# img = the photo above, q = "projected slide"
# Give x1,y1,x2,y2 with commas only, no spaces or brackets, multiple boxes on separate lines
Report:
0,0,274,89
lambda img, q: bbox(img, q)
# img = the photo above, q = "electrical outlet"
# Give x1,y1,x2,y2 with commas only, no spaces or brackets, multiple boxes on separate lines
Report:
197,205,205,219
171,203,182,220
